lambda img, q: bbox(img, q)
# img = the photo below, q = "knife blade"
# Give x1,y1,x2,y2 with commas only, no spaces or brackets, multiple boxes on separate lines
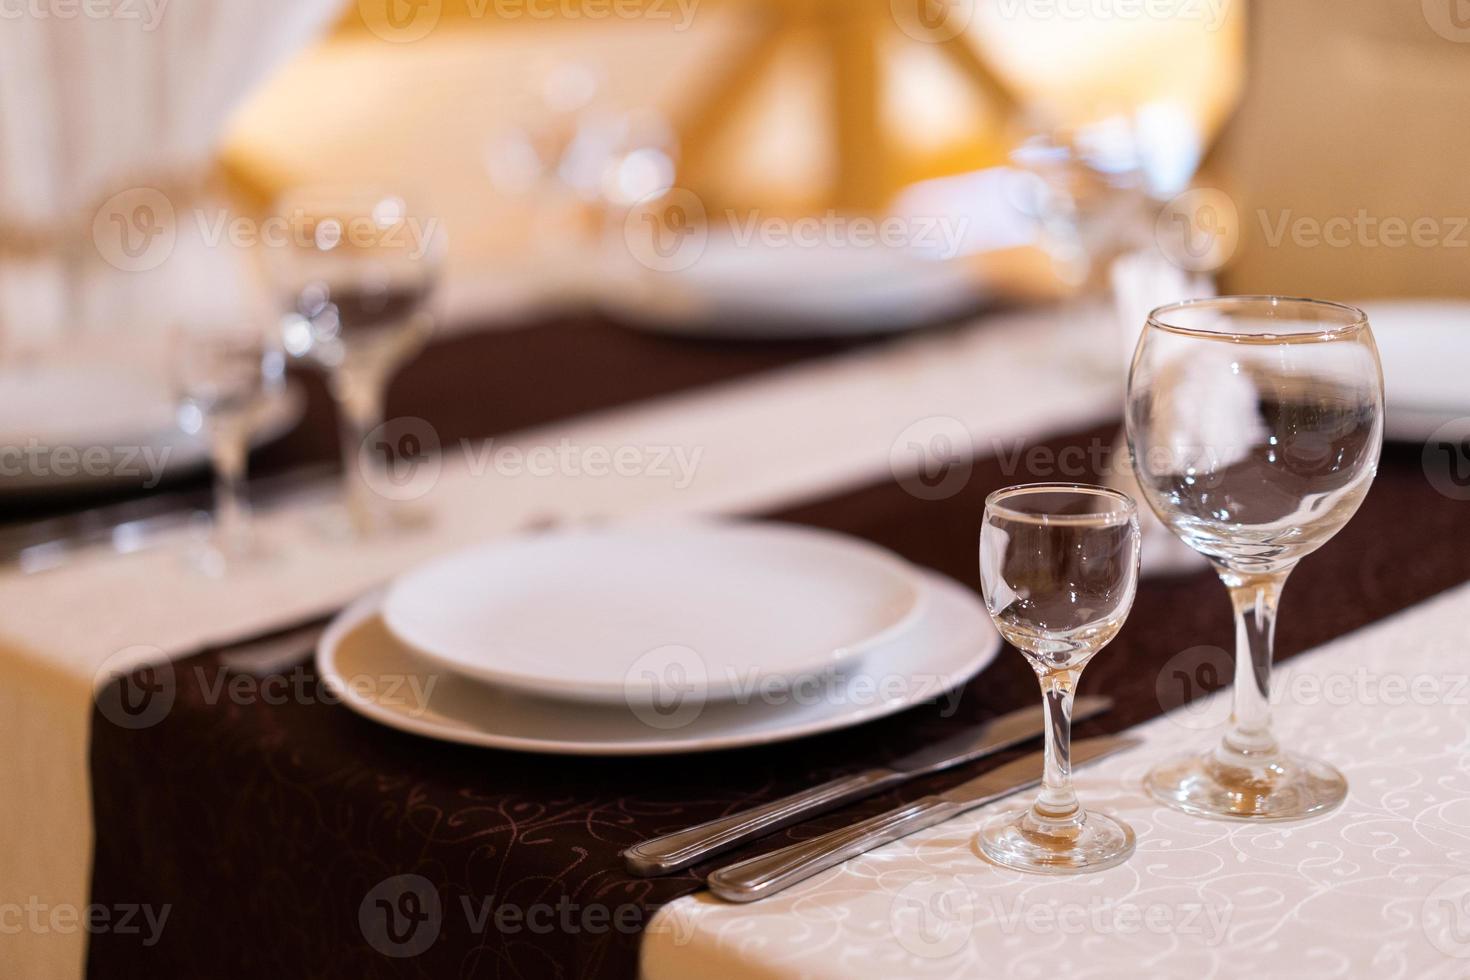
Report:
621,695,1112,876
706,734,1139,903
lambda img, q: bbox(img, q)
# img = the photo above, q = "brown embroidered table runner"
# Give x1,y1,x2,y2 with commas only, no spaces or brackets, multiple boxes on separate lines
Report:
87,432,1470,979
2,311,882,526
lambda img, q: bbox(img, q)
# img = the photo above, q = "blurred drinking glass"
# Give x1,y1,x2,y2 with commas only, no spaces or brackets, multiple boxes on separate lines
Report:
268,188,445,537
1126,297,1383,820
173,319,273,573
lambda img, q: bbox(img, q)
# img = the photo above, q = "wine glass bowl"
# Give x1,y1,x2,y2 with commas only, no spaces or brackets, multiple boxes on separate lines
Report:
172,319,274,573
269,187,445,536
977,483,1140,874
1126,296,1384,820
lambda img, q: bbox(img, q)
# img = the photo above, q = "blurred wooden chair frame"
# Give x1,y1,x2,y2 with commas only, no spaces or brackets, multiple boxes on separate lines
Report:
678,0,1018,211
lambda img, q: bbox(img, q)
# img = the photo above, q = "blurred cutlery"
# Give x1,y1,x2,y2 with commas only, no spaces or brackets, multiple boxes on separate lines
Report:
706,734,1139,902
622,696,1111,876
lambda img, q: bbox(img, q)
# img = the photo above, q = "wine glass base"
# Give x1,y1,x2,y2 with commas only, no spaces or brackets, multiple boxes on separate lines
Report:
976,808,1135,875
183,532,275,578
1144,750,1347,821
311,500,432,542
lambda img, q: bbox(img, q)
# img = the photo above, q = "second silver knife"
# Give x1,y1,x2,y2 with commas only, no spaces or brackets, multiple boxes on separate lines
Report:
707,734,1140,902
621,695,1111,876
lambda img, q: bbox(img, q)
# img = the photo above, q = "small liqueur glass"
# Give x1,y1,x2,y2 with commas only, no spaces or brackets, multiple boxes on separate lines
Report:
976,483,1141,874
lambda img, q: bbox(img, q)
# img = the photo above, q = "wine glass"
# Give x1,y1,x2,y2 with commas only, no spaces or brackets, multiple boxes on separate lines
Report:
977,483,1140,874
1126,296,1383,820
172,319,275,574
267,187,445,537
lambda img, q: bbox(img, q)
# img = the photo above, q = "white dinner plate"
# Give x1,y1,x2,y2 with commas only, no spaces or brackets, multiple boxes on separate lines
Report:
603,233,986,338
0,365,304,495
319,571,998,755
382,520,925,704
1356,299,1470,441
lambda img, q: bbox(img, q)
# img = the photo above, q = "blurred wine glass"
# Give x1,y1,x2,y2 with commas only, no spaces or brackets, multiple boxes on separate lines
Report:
267,187,445,537
484,63,677,287
172,319,276,574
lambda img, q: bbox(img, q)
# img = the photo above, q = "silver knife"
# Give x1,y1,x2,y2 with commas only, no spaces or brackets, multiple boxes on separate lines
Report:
621,695,1111,876
706,734,1139,903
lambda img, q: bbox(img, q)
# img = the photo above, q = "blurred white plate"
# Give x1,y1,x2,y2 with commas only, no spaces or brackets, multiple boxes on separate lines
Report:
0,365,304,495
1358,299,1470,441
606,234,985,338
320,571,997,756
382,520,925,705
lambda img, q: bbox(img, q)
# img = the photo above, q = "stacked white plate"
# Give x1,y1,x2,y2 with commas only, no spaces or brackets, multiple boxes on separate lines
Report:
0,362,303,495
317,519,1001,755
1354,299,1470,441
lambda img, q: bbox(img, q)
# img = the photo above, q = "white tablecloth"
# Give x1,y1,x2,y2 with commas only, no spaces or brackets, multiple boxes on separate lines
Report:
643,581,1470,979
0,306,1121,978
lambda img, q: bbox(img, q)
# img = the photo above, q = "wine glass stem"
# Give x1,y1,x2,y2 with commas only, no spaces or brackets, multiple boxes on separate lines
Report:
1220,571,1288,763
209,418,251,556
331,368,386,532
1031,668,1083,830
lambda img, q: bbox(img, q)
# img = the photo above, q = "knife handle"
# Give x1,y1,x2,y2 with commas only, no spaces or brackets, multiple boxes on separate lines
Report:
622,768,903,876
706,795,964,903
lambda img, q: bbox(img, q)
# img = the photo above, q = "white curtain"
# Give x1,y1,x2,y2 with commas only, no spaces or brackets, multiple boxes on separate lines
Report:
0,0,346,360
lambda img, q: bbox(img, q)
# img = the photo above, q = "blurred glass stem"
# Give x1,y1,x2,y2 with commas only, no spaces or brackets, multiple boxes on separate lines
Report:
329,365,387,535
207,414,254,559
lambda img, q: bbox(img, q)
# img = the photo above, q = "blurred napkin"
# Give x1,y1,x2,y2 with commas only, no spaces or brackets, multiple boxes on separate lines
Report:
1106,248,1210,577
